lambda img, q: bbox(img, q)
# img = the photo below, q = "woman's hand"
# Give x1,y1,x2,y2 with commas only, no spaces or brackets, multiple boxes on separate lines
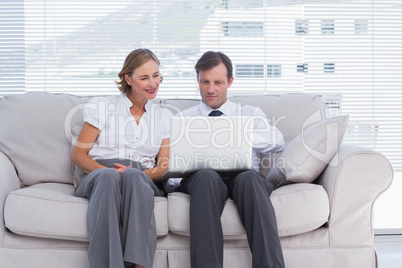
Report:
113,163,130,174
143,138,170,181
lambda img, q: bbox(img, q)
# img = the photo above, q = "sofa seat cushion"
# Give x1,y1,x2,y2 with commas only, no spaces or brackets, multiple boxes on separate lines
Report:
168,183,329,238
4,183,168,242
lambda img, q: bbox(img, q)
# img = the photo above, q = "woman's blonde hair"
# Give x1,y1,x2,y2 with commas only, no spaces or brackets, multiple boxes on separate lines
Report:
116,48,160,93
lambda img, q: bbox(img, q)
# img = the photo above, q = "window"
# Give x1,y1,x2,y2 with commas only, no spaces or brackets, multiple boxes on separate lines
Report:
235,64,264,78
355,19,369,35
222,0,263,9
222,21,264,37
323,63,335,73
0,0,24,94
321,19,335,35
297,63,308,73
295,19,309,35
267,64,281,78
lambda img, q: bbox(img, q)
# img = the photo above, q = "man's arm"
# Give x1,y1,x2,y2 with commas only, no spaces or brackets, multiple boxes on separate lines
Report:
250,107,284,154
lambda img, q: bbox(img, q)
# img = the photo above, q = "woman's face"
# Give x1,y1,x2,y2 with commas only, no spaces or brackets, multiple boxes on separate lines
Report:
125,59,161,101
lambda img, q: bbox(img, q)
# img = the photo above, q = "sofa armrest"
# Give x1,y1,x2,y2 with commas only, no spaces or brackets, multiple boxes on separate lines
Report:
316,144,393,246
0,151,21,242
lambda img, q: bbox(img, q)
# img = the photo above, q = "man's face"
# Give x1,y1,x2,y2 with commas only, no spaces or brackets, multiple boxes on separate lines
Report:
197,62,234,110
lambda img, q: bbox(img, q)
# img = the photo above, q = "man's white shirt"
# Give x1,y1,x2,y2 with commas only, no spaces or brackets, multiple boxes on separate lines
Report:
177,100,285,171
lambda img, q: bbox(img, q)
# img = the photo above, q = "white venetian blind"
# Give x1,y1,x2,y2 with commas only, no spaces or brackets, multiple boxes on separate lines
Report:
0,0,24,94
300,1,402,171
0,0,401,170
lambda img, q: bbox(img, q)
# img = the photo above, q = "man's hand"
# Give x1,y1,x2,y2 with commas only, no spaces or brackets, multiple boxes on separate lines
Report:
113,163,130,174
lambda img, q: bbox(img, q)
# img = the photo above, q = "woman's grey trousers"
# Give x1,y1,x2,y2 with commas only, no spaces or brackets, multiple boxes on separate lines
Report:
74,159,163,268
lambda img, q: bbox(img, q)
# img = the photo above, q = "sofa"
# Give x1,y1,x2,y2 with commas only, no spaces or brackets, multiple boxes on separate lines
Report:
0,92,393,268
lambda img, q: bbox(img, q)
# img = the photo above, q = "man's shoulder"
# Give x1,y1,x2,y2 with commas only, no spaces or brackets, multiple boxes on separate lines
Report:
152,105,174,119
233,102,264,116
176,104,201,117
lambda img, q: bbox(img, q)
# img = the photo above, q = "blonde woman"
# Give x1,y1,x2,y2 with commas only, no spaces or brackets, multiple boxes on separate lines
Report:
71,49,172,268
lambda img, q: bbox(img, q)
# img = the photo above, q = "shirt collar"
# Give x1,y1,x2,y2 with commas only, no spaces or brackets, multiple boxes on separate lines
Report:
120,92,151,112
144,100,151,112
199,99,231,116
120,92,133,108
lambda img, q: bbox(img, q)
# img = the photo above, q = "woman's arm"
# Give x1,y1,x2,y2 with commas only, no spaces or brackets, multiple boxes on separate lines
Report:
71,122,107,174
143,138,170,182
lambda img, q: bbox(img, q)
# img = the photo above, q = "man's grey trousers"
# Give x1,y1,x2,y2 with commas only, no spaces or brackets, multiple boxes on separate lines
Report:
74,159,163,268
178,169,285,268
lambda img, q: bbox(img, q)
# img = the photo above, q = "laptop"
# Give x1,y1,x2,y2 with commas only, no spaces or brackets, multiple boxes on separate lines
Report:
163,116,254,179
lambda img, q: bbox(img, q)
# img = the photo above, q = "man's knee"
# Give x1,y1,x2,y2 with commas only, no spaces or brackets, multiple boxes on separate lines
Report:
236,170,263,183
235,170,273,194
183,169,227,197
191,169,223,187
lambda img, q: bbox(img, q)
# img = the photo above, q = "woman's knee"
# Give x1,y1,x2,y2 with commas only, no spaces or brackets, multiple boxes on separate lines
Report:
121,168,151,187
91,168,119,179
86,168,121,195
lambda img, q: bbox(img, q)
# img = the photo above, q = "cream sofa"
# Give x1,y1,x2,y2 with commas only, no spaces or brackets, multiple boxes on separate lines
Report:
0,92,393,268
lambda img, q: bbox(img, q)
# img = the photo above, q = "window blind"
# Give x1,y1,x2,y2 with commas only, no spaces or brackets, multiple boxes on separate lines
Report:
1,0,401,171
0,0,24,94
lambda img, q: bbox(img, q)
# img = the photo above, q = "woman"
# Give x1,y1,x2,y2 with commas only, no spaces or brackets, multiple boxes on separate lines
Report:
71,48,172,268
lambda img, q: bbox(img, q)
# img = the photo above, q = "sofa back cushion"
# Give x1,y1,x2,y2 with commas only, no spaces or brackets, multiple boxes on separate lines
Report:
0,92,327,186
160,94,327,146
230,94,328,146
0,92,90,186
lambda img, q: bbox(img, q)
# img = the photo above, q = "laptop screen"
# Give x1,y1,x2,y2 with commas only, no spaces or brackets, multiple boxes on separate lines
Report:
165,116,254,177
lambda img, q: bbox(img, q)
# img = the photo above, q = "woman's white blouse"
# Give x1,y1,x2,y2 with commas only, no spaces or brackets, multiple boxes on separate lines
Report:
83,93,173,169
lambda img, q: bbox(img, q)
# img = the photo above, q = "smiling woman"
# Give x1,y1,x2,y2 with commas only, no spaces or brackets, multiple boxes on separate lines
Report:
70,48,173,268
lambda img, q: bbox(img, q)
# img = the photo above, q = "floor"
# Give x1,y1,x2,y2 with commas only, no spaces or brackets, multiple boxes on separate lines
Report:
374,235,402,268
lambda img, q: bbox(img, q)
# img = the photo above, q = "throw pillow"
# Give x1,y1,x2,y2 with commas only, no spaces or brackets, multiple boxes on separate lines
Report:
267,114,349,189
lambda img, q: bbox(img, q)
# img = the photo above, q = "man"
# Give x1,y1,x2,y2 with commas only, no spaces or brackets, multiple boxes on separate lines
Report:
177,51,285,268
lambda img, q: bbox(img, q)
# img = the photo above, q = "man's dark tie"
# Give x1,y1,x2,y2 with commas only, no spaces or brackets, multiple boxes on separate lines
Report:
208,110,223,117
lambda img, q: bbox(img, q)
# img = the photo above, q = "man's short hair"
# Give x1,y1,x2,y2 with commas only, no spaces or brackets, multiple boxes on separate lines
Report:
195,51,233,81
